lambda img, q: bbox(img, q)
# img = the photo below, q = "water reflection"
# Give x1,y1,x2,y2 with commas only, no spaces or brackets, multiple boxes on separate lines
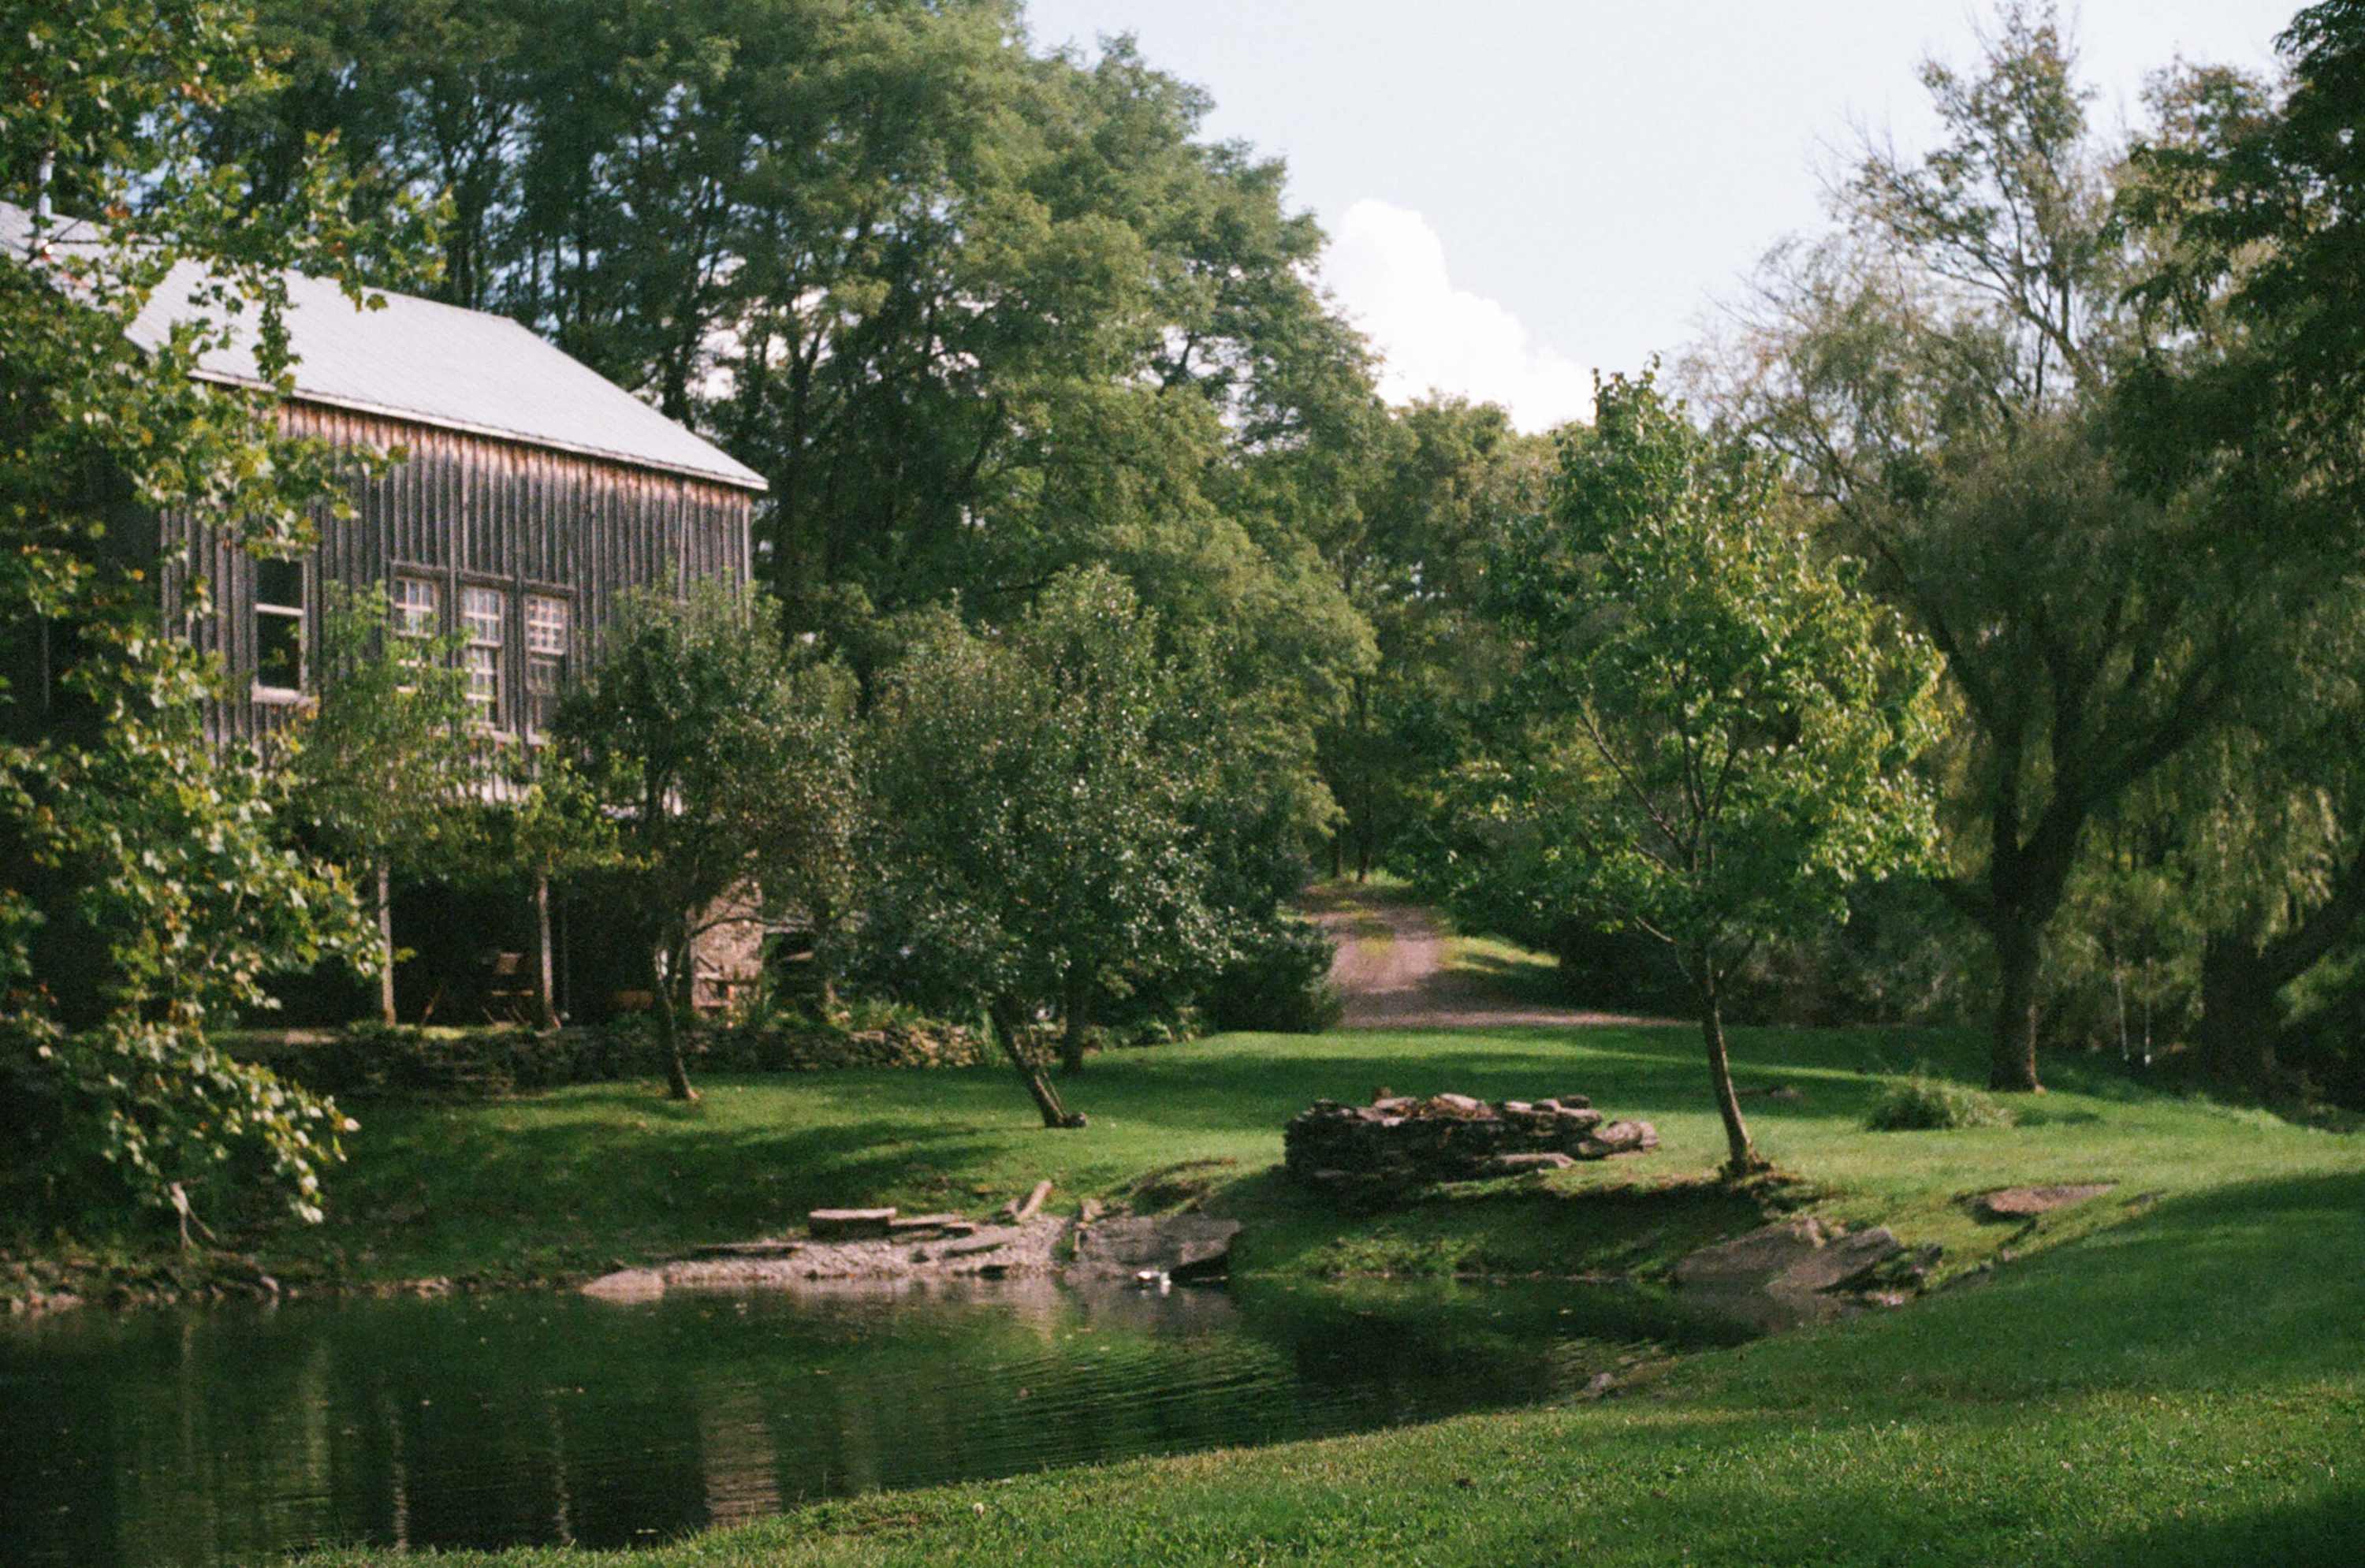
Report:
0,1276,1752,1568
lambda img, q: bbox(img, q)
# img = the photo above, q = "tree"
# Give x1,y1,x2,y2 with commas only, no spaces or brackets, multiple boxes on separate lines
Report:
2113,4,2365,1096
551,583,834,1101
859,568,1231,1119
2,0,416,1229
486,754,620,1031
1315,397,1547,879
1702,2,2314,1090
1488,375,1941,1175
284,583,482,1023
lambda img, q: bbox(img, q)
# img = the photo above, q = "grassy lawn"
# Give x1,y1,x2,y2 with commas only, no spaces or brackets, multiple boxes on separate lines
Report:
283,1019,2365,1566
270,1015,2345,1294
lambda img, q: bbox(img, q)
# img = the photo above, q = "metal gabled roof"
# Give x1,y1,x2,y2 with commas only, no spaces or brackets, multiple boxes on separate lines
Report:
2,201,766,493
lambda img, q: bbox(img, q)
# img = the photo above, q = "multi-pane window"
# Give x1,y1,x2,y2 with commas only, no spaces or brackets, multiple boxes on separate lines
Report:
525,594,569,732
463,585,506,726
391,576,440,640
254,557,305,694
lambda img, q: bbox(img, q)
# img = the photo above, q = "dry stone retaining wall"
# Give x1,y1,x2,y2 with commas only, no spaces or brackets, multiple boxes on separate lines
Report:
1284,1092,1657,1198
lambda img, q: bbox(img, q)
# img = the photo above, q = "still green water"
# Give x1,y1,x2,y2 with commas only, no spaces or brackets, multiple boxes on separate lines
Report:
0,1276,1750,1566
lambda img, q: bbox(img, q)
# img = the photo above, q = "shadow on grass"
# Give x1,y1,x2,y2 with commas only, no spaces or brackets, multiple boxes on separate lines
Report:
1691,1168,2365,1410
1214,1163,1797,1283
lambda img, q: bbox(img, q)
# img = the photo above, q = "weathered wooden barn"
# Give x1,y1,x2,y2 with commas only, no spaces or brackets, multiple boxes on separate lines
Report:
6,199,769,1019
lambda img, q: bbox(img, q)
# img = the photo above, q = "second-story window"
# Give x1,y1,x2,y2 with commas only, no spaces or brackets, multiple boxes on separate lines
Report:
525,594,569,732
391,575,440,641
463,585,506,727
254,557,306,695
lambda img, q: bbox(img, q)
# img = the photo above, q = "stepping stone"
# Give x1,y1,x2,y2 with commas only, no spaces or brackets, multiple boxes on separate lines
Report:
1674,1217,1901,1294
1485,1152,1576,1175
888,1213,970,1236
1977,1183,2115,1219
1574,1119,1657,1158
807,1208,896,1240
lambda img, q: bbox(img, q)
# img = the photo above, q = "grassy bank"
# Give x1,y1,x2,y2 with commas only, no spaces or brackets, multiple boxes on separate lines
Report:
281,1022,2365,1566
162,1015,2350,1297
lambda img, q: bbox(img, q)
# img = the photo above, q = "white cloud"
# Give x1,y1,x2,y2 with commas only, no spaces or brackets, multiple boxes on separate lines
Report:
1322,199,1593,433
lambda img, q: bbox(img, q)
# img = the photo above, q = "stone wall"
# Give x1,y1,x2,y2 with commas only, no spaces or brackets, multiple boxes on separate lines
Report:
1284,1091,1657,1199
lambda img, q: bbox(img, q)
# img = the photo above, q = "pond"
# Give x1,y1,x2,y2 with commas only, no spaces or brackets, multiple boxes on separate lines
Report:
0,1276,1754,1567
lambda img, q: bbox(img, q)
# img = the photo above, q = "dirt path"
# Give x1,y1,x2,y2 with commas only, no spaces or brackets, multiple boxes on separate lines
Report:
1305,886,1669,1030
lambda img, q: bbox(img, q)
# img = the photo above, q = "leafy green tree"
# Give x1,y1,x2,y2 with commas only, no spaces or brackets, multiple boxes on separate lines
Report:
2,0,416,1229
552,583,838,1101
214,0,1377,808
1317,397,1548,879
1488,375,1941,1175
2114,5,2365,1096
486,754,620,1031
860,568,1230,1119
1704,3,2322,1090
283,583,482,1023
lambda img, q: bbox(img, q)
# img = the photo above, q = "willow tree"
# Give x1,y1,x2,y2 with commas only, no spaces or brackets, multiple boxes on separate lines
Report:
1489,375,1940,1175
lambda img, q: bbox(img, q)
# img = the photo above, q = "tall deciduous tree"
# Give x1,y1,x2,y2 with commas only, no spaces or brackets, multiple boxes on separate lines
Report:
1488,375,1941,1175
1704,2,2313,1090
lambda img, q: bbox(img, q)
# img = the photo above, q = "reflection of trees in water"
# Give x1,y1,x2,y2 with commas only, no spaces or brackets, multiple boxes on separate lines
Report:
0,1277,1737,1568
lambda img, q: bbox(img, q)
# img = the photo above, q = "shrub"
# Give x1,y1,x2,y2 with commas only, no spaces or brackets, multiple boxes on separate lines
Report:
1865,1073,2017,1131
1206,918,1344,1034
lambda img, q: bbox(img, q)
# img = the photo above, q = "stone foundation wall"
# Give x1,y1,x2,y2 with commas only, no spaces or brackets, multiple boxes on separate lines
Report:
1284,1091,1657,1197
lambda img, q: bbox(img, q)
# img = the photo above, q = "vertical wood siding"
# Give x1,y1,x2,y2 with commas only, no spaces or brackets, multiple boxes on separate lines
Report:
160,401,755,747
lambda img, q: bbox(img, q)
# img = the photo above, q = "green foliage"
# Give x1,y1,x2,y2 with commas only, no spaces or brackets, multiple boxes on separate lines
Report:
553,583,851,1096
858,568,1232,1059
1205,918,1344,1035
286,581,482,870
1477,371,1941,1171
1486,373,1942,985
1864,1072,2016,1131
251,1015,995,1102
0,0,426,1230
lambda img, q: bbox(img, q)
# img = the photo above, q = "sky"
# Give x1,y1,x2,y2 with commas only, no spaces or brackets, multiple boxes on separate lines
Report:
1022,1,2297,430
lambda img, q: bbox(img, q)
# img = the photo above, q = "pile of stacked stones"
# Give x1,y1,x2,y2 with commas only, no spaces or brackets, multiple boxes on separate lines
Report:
1283,1091,1657,1200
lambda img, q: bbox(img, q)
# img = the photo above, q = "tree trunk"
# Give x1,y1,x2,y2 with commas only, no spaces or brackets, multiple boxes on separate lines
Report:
534,874,561,1032
1696,969,1763,1179
1989,915,2044,1093
1059,980,1090,1076
993,1000,1083,1129
375,859,397,1026
2197,935,2281,1092
652,940,697,1102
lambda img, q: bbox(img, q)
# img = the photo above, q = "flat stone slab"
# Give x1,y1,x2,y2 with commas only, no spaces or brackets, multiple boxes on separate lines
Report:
1575,1119,1657,1158
1977,1183,2115,1219
1674,1216,1901,1294
888,1213,975,1237
1069,1216,1240,1280
586,1217,1070,1300
1485,1152,1577,1175
809,1208,896,1240
687,1239,805,1259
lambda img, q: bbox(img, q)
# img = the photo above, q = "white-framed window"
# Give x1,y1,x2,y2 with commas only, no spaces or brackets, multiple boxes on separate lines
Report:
253,557,306,695
391,575,440,640
463,585,506,726
525,594,569,732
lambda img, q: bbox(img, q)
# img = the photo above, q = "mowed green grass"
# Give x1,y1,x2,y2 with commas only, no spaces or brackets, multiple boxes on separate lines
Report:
293,1023,2365,1566
288,1007,2347,1291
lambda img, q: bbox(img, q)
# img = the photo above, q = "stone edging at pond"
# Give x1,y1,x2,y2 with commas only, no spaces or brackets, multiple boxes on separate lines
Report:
580,1212,1243,1302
